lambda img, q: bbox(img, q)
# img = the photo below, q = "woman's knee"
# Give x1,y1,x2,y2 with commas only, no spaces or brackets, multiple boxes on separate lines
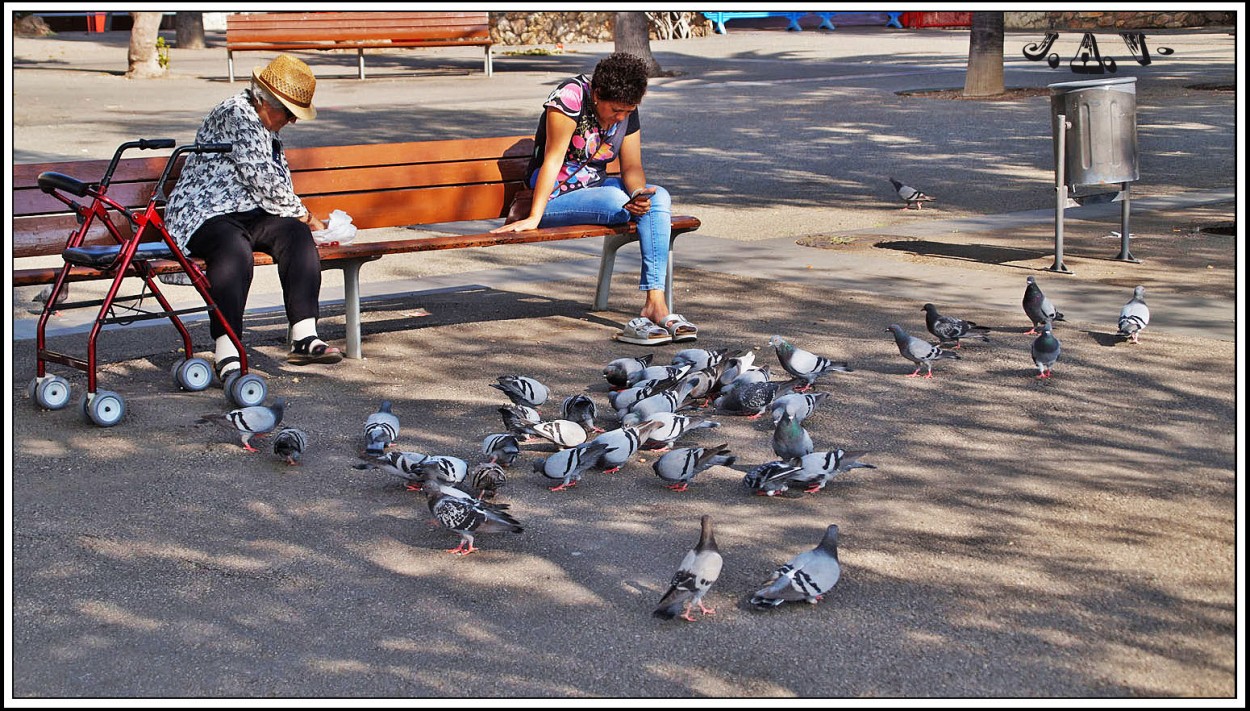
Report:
645,184,671,212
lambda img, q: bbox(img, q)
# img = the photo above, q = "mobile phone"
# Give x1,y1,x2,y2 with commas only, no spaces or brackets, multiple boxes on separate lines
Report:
625,188,656,207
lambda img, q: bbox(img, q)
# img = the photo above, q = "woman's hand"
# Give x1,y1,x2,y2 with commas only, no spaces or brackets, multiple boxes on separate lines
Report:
491,215,542,233
305,213,326,232
623,187,656,216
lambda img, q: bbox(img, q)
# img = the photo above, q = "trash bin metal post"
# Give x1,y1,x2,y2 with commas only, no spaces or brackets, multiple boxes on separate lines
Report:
1052,113,1072,274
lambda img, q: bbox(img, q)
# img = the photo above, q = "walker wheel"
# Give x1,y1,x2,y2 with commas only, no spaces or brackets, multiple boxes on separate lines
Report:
225,372,268,408
172,357,214,392
84,390,126,427
33,376,72,410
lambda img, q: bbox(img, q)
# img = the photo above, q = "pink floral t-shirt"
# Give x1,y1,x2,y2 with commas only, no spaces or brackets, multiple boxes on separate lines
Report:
526,74,641,199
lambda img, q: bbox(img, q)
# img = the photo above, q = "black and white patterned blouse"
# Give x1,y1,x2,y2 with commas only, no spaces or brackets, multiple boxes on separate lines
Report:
164,90,307,252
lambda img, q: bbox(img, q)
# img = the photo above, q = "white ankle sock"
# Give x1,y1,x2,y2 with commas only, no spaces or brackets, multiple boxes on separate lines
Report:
290,318,321,347
215,336,240,375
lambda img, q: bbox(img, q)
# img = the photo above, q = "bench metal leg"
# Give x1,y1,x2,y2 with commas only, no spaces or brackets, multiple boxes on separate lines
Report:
593,233,675,313
228,50,235,83
358,49,365,80
341,260,365,359
485,46,493,76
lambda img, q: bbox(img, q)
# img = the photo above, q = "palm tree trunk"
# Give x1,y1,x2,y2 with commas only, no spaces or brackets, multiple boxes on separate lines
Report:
126,12,166,79
614,12,662,77
963,12,1004,97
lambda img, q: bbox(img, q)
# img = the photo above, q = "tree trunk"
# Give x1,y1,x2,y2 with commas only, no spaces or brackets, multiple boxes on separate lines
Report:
613,12,662,77
126,12,166,79
174,11,205,49
963,12,1005,97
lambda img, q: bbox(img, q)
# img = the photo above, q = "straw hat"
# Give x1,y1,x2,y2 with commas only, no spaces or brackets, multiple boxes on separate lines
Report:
252,54,317,121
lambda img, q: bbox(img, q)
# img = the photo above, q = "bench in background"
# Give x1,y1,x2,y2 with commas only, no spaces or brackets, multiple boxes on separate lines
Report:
703,11,903,34
225,11,494,81
14,136,700,359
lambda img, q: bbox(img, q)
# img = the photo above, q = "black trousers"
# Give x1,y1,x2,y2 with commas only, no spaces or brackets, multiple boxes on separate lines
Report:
186,208,321,341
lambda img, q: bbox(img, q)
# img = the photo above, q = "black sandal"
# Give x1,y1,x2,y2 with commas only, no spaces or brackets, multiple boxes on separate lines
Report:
288,336,343,365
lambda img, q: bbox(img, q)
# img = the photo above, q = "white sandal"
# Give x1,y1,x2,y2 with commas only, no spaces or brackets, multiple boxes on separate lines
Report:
661,313,698,343
615,317,672,346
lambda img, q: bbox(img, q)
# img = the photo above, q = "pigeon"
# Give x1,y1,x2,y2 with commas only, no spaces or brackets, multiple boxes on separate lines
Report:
357,450,430,489
716,351,757,391
1022,276,1065,335
603,354,653,389
469,462,508,501
886,324,960,378
416,455,469,487
622,380,697,426
1117,285,1150,344
742,460,805,497
481,433,522,467
714,377,801,419
627,364,691,388
609,376,675,415
271,427,308,465
772,412,815,464
1031,323,1061,379
768,335,852,391
750,524,842,608
593,420,665,474
421,480,523,555
521,418,589,449
197,398,286,452
640,412,720,451
561,394,603,434
30,283,69,315
533,440,613,491
720,364,771,395
499,404,542,440
676,366,720,405
890,177,935,210
922,303,990,348
491,375,549,408
653,443,736,492
653,515,723,622
769,391,830,426
363,400,400,456
791,449,877,494
670,347,730,373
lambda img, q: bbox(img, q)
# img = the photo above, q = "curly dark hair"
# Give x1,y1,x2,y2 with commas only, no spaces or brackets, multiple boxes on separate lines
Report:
591,52,649,105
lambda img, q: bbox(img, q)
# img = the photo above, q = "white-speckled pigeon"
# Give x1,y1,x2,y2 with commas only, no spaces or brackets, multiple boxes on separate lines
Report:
480,433,522,468
421,479,523,555
561,393,604,434
533,440,613,491
1031,323,1061,379
593,420,665,474
1117,285,1150,344
792,449,877,494
768,335,852,391
653,443,735,492
603,353,653,389
363,400,400,456
922,303,990,348
1023,276,1065,335
197,398,286,452
750,524,842,608
890,177,935,210
714,377,802,419
491,375,549,408
653,515,723,621
271,427,308,465
769,391,830,426
886,324,960,378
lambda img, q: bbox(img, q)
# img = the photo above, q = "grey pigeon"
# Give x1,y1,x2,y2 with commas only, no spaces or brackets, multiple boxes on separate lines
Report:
356,450,430,489
603,353,653,389
469,462,508,501
622,380,697,426
750,524,842,608
491,375,549,408
768,335,852,391
792,449,877,494
890,177,935,210
522,418,589,449
30,283,69,315
421,480,523,555
886,324,960,378
481,433,522,467
676,366,720,405
197,398,286,451
533,440,613,491
720,364,771,395
271,427,308,465
640,412,720,451
499,404,542,440
653,443,736,492
922,303,990,348
561,394,603,434
593,419,665,473
670,347,730,373
772,412,815,464
417,455,469,487
1031,323,1061,379
627,363,691,388
1117,285,1150,344
715,351,759,391
609,376,675,415
1023,276,1065,335
653,515,723,622
742,460,805,497
363,400,400,456
769,391,830,426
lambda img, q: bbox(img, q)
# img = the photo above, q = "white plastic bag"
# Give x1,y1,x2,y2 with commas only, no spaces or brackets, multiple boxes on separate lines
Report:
311,209,357,246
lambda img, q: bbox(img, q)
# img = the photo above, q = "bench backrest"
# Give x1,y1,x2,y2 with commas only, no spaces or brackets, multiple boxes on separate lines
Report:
226,11,492,46
14,135,619,259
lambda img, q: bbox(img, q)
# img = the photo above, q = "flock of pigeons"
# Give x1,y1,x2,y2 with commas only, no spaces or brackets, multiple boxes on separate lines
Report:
194,277,1151,621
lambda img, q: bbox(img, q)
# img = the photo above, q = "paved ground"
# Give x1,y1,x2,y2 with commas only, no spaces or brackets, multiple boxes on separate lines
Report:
6,19,1243,702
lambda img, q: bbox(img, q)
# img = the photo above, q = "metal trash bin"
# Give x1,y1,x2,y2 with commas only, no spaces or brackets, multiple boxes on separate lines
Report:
1049,77,1138,188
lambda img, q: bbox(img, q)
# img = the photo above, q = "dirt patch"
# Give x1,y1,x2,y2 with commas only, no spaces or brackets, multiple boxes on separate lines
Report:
898,87,1052,101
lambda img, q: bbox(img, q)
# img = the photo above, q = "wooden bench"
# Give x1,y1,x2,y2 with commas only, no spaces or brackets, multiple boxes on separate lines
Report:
13,135,701,360
225,11,494,81
702,11,902,33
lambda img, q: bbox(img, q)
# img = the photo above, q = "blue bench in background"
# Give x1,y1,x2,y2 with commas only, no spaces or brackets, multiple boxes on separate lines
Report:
703,11,902,34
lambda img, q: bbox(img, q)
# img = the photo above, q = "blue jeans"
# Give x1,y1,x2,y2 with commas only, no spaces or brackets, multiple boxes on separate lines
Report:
537,177,672,292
